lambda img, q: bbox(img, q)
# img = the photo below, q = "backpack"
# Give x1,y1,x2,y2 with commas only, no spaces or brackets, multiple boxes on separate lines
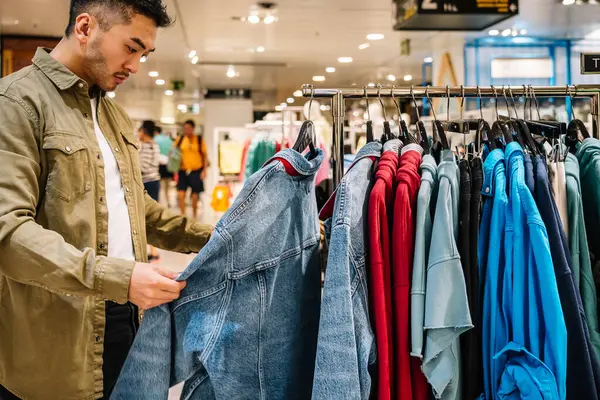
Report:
167,135,204,173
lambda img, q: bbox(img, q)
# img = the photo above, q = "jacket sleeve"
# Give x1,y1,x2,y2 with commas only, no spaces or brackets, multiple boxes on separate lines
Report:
0,94,134,304
144,194,212,253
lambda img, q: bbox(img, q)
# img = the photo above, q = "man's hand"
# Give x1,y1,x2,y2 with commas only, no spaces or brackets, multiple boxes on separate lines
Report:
128,263,187,309
201,169,207,181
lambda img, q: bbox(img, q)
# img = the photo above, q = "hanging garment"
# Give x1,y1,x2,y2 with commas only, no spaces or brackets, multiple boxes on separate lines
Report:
391,144,428,400
576,138,600,355
423,150,473,400
480,149,509,400
523,153,535,195
312,141,382,400
368,139,402,400
410,154,438,360
566,153,600,358
501,143,566,400
548,161,569,237
534,154,599,400
112,149,324,400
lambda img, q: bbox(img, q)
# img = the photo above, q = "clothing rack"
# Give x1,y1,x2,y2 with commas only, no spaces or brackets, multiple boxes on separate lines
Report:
301,84,600,187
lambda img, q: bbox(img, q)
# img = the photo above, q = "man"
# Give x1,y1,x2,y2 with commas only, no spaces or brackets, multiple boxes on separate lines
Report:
153,124,174,208
0,1,213,399
176,120,210,219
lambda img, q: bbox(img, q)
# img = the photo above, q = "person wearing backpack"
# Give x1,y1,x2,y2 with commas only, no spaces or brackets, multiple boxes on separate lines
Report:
174,120,210,219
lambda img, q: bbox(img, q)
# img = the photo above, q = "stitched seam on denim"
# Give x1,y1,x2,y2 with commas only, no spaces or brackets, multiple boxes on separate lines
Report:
200,281,233,362
350,256,366,297
172,281,227,312
228,236,319,280
223,163,280,226
257,273,267,400
181,372,210,400
333,180,349,226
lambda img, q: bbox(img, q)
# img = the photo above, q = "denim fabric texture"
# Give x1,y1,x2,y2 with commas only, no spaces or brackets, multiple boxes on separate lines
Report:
410,155,438,359
423,151,473,400
112,149,324,400
311,141,382,400
504,143,566,400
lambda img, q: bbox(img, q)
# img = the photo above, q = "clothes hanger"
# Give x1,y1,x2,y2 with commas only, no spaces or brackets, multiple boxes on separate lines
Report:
509,85,540,156
475,85,495,153
377,84,395,144
425,85,450,152
502,86,526,149
490,85,512,147
411,85,430,153
292,86,317,158
391,85,413,144
364,86,374,143
566,85,590,155
525,85,566,138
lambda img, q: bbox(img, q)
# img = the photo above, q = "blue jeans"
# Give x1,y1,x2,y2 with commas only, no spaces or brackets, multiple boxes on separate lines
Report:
112,149,324,400
143,180,160,202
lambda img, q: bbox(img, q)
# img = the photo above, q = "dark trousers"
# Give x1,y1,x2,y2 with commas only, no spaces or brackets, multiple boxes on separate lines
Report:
0,302,139,400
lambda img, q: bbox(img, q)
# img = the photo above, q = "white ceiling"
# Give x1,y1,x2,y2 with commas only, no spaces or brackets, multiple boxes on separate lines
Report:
2,0,600,119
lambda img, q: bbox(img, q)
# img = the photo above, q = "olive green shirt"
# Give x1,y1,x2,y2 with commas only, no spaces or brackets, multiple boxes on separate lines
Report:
0,48,212,400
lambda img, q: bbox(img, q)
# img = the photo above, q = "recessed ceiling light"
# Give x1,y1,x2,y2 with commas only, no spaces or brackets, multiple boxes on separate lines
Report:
387,74,397,82
263,15,275,24
337,57,353,63
256,46,265,53
520,29,528,35
280,102,288,108
165,90,174,96
403,74,413,82
511,29,518,37
191,56,199,64
155,79,166,86
149,71,159,77
424,56,434,63
563,0,575,4
287,97,295,104
326,67,336,73
293,90,303,97
160,117,175,124
502,29,512,37
248,15,260,24
275,105,283,111
140,56,147,63
107,91,116,98
358,43,371,50
226,65,237,78
367,33,385,41
489,29,500,36
312,75,326,82
367,82,375,87
188,50,197,59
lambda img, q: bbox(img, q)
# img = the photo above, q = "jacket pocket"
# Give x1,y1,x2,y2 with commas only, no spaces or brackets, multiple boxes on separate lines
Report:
120,131,143,188
42,134,91,202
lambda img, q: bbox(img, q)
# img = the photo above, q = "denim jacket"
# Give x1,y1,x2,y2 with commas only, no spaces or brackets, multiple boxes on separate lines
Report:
112,149,324,400
312,142,382,399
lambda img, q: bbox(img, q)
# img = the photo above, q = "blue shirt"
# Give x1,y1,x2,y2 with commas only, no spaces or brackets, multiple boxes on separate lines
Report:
154,133,174,157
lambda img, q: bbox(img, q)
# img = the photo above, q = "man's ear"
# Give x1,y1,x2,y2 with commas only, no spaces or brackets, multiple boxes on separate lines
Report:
73,13,93,44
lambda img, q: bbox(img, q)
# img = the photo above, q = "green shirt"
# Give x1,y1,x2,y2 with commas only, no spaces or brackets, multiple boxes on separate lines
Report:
154,133,174,157
0,48,212,400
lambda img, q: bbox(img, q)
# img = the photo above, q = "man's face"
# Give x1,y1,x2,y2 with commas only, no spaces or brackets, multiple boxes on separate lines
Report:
184,123,194,136
83,13,157,92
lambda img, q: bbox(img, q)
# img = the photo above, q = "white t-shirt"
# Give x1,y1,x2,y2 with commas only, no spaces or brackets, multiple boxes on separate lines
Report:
90,98,135,261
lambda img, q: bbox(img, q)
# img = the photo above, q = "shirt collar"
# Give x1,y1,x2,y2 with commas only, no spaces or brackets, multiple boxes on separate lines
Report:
505,141,524,164
482,148,505,197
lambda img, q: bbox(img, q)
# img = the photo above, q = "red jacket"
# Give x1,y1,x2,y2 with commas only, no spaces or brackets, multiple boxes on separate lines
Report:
368,149,399,400
392,146,429,400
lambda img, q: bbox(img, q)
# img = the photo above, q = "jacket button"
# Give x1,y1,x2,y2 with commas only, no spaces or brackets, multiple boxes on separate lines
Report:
133,230,137,235
99,243,105,249
485,187,490,193
115,147,120,152
99,196,104,203
97,153,101,159
84,113,89,118
95,335,101,342
126,187,130,193
65,146,71,152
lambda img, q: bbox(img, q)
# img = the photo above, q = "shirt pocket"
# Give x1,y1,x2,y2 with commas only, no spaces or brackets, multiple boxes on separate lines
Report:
120,131,143,188
42,133,92,202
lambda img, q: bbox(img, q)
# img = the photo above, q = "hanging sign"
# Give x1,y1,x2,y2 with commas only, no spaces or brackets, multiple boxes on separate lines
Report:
581,53,600,75
393,0,518,31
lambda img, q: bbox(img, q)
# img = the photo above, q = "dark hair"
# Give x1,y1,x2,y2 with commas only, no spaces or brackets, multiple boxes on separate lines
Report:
140,120,156,137
65,0,173,37
184,119,196,128
153,125,162,134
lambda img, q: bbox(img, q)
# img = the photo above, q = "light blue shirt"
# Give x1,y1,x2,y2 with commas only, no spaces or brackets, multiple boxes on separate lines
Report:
154,133,174,157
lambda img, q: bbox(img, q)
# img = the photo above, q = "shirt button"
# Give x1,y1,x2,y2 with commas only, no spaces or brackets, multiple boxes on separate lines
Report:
99,196,104,203
84,113,89,118
126,187,130,193
485,187,490,193
115,147,120,152
97,153,101,159
65,146,71,152
133,230,137,235
95,335,101,342
78,83,84,88
99,243,105,249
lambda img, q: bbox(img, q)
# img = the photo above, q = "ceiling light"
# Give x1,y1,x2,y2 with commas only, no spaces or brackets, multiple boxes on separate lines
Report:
293,90,303,97
160,117,175,124
353,111,360,117
280,102,288,108
275,105,283,111
165,90,174,96
263,15,276,24
367,82,375,87
387,74,397,82
424,56,434,63
511,29,518,37
155,79,166,86
489,29,500,36
326,67,336,73
140,56,147,63
520,29,528,35
256,46,265,53
358,43,370,50
247,15,260,24
337,57,353,63
191,56,199,64
287,97,295,104
320,105,331,111
312,75,326,82
226,65,237,78
563,0,575,4
188,50,197,59
502,29,512,37
403,74,413,81
367,33,385,41
107,91,116,98
149,71,159,77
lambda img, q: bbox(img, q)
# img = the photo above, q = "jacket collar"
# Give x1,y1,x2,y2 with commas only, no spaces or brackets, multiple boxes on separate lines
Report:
482,148,505,198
